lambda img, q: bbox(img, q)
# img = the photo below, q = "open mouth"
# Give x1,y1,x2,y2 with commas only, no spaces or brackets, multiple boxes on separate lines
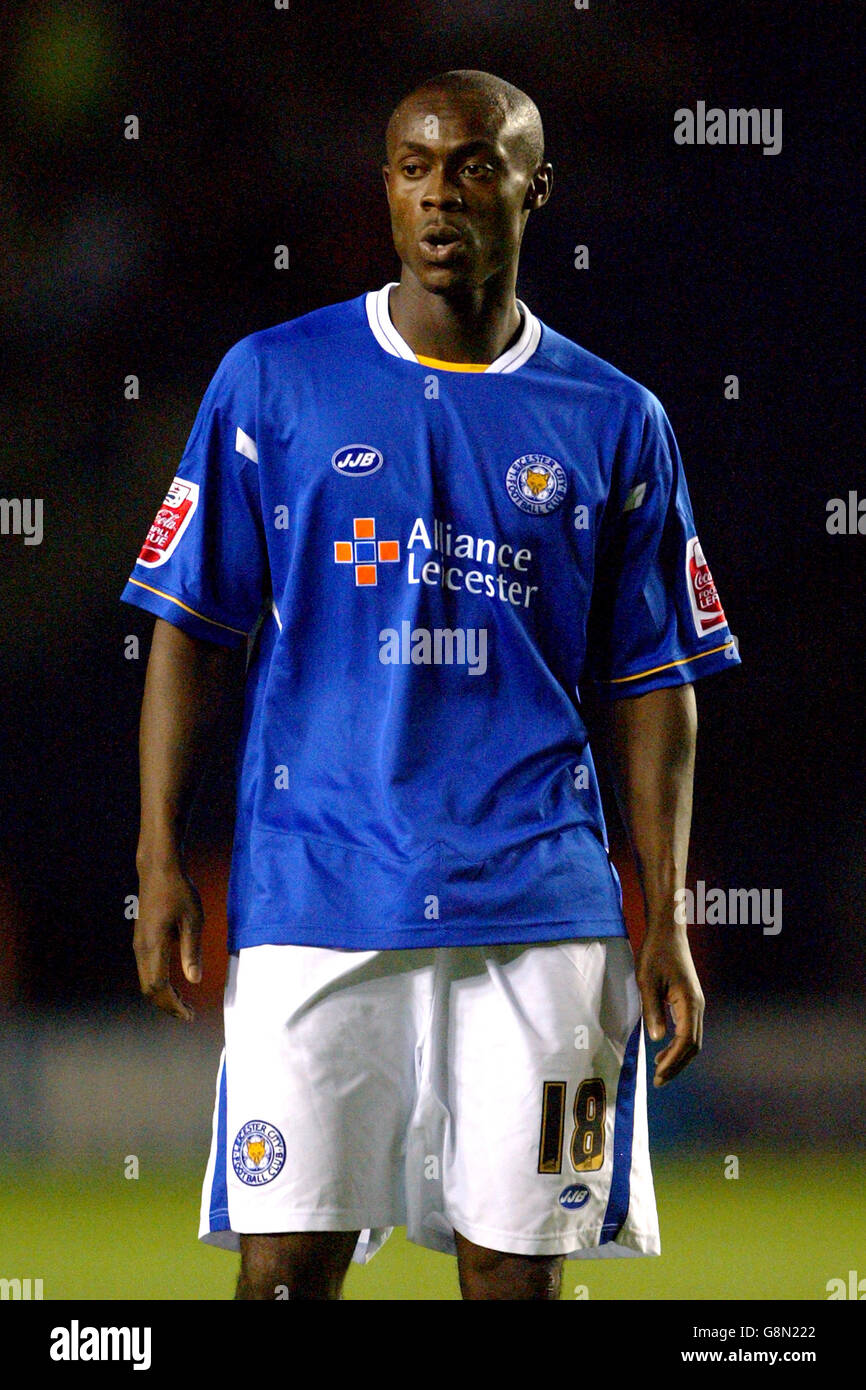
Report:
419,226,465,262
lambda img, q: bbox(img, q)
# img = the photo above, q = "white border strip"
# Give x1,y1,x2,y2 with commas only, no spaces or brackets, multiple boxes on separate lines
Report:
365,283,540,374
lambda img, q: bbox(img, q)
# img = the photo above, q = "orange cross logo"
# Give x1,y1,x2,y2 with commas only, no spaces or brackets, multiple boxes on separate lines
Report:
333,517,400,586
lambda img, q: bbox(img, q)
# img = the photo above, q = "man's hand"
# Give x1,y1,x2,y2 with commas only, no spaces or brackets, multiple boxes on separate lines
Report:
636,924,704,1087
134,863,204,1022
132,618,235,1021
599,683,703,1085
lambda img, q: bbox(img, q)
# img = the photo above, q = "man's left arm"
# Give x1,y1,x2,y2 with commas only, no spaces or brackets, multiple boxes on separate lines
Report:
604,682,703,1088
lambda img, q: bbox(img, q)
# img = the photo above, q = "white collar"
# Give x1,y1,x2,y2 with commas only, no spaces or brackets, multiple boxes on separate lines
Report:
365,282,540,374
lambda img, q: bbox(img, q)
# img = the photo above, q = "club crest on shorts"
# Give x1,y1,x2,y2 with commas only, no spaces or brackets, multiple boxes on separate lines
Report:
558,1183,591,1210
232,1121,286,1186
506,454,567,515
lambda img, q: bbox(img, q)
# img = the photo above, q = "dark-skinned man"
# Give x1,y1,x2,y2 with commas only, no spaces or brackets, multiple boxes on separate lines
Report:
122,70,739,1301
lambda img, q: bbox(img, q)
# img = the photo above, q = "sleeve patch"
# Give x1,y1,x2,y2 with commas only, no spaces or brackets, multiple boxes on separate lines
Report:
235,427,258,463
136,477,199,569
622,481,646,513
685,536,727,636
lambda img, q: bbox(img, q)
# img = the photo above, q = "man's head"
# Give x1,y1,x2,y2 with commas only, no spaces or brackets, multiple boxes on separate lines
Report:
382,70,552,298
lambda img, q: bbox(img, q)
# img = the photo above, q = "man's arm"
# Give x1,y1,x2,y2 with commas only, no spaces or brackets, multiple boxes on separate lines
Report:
134,616,237,1021
603,682,703,1087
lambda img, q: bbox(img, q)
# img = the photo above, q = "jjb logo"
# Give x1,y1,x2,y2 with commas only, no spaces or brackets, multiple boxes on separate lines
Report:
559,1183,591,1209
332,444,384,477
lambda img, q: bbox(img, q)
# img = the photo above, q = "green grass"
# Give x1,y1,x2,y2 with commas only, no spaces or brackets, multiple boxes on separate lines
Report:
1,1153,862,1300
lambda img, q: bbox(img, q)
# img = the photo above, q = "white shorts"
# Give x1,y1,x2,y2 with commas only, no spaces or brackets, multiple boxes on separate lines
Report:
199,938,660,1263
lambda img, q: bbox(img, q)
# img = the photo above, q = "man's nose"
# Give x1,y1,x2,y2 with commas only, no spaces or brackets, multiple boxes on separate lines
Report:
421,166,463,207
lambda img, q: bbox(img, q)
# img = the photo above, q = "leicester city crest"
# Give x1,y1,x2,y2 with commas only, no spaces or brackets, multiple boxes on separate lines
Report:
505,454,568,515
232,1120,286,1186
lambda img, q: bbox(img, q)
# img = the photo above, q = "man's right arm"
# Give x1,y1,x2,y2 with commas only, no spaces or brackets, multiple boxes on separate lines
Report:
134,616,237,1021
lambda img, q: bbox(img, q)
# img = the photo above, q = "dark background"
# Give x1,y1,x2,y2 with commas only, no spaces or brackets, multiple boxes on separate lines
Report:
1,0,863,1015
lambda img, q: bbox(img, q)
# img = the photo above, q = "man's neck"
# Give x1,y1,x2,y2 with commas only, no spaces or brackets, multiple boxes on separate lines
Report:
388,275,523,365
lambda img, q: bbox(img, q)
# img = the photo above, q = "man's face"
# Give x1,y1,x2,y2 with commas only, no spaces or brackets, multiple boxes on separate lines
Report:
382,91,548,295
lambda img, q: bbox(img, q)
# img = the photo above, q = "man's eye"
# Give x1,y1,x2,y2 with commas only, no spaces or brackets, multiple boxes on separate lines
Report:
401,163,424,176
461,163,493,178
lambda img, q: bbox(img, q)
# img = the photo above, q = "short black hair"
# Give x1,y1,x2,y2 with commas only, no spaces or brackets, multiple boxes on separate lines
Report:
386,69,545,171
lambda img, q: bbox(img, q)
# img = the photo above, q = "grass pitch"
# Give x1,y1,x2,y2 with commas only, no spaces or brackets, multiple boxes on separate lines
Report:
2,1152,861,1301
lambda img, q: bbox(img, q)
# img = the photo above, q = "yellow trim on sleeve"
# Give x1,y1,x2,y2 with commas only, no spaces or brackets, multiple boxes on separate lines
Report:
604,640,736,686
127,578,247,636
415,354,491,372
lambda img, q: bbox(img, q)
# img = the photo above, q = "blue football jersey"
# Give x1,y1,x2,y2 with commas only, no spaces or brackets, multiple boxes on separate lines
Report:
121,284,741,950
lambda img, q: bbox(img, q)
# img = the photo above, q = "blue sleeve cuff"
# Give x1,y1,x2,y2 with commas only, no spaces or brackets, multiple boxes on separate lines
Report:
593,638,741,702
120,576,249,649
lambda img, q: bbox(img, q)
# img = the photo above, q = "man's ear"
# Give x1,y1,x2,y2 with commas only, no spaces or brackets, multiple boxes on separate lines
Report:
524,161,553,211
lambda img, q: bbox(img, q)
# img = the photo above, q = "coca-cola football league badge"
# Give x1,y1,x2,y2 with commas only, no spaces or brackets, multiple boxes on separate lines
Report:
685,536,727,636
136,476,199,568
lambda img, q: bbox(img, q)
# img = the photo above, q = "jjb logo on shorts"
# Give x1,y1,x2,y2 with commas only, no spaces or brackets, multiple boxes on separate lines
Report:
232,1121,286,1186
136,476,199,567
505,454,568,515
558,1183,591,1209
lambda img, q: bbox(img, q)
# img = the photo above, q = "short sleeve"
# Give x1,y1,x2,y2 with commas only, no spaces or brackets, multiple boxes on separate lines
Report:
120,340,269,648
585,394,741,701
